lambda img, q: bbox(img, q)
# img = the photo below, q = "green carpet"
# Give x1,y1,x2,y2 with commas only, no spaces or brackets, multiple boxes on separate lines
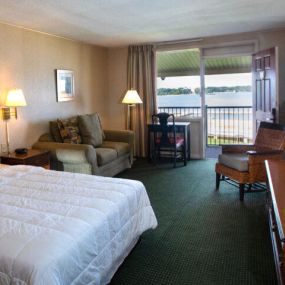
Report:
110,159,277,285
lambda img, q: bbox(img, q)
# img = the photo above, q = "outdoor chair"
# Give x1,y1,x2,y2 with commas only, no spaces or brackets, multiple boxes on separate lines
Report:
215,121,285,201
150,112,186,167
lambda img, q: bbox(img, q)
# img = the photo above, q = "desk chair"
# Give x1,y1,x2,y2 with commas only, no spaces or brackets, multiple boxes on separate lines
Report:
215,122,285,201
151,112,186,167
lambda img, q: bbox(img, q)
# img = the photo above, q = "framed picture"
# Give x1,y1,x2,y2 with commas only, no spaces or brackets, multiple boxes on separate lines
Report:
56,69,74,102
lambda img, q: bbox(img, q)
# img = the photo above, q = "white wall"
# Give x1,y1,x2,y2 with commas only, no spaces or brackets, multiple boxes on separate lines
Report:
106,48,128,129
106,29,285,129
0,23,108,150
2,23,285,155
106,29,285,158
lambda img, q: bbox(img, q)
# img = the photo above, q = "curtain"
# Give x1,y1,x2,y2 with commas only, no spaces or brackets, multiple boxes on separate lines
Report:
127,45,157,157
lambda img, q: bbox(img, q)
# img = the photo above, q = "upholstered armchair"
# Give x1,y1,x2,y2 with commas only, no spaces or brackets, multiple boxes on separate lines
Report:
215,122,285,201
33,113,134,177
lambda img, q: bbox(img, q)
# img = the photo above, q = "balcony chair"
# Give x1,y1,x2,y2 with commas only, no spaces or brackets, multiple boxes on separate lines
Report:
150,112,186,167
215,121,285,201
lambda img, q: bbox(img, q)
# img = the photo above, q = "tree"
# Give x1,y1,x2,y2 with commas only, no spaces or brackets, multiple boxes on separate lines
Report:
194,87,200,94
157,87,193,95
157,85,251,95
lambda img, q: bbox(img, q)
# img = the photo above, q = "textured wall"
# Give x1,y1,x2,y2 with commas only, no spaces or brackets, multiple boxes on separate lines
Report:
106,29,285,129
106,47,128,129
2,21,285,153
0,23,108,150
106,29,285,158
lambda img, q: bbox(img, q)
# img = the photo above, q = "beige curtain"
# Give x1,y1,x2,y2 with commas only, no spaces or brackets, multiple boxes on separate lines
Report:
127,45,157,157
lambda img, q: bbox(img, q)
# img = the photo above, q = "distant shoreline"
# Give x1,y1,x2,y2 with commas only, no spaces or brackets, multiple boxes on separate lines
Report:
157,92,252,107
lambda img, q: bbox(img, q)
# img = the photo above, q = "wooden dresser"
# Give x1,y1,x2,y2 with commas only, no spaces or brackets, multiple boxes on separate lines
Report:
265,159,285,285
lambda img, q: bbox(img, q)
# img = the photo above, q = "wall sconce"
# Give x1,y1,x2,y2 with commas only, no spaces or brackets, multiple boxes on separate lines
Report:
2,89,27,153
122,89,142,130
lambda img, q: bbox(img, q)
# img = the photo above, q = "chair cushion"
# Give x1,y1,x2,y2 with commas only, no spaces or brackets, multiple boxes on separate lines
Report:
101,141,129,157
155,136,184,147
218,153,249,172
95,148,117,166
78,113,104,147
173,136,184,147
57,117,82,144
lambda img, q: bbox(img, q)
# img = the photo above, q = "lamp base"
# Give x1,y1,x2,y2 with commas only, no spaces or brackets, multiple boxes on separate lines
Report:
4,120,10,154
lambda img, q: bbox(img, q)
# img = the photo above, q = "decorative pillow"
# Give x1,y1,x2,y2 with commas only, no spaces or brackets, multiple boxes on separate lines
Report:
78,113,104,147
50,121,63,142
57,117,82,144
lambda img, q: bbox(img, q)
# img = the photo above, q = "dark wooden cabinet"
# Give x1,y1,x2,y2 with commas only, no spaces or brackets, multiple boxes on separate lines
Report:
0,149,50,169
265,159,285,285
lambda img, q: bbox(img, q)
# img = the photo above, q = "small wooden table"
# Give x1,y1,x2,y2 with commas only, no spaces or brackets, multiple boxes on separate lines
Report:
0,149,50,169
265,159,285,285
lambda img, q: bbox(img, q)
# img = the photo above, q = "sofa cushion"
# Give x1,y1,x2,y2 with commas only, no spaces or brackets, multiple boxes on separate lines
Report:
101,141,130,157
57,117,82,144
95,148,117,166
218,153,249,172
50,121,63,142
39,133,54,142
78,113,104,147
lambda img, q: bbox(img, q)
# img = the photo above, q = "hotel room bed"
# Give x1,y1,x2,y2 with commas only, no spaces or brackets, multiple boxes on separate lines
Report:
0,165,157,285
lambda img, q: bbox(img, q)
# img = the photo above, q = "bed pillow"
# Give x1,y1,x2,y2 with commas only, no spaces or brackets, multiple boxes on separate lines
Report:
57,117,82,144
78,113,104,147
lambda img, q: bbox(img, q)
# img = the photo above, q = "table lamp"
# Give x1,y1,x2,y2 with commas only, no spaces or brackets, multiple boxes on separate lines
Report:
2,89,27,153
122,89,142,130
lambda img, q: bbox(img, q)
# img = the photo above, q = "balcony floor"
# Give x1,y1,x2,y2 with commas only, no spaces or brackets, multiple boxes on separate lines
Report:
206,146,221,159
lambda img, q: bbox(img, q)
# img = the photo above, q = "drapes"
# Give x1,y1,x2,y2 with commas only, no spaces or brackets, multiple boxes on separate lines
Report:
127,45,157,157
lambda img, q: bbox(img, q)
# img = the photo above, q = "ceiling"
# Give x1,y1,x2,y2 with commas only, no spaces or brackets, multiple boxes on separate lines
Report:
0,0,285,47
157,49,251,77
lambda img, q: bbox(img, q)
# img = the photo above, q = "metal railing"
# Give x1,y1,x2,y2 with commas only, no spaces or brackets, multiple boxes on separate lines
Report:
158,106,253,145
158,106,201,118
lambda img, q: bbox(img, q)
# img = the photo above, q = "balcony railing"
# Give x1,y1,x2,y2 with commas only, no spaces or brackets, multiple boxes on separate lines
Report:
157,106,202,118
158,106,253,145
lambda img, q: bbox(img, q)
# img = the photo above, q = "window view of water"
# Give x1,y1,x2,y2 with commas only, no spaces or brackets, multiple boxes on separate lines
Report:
157,92,252,107
157,94,253,145
156,74,253,145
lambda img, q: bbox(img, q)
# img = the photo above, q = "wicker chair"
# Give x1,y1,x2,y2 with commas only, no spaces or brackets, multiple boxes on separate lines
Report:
215,122,285,201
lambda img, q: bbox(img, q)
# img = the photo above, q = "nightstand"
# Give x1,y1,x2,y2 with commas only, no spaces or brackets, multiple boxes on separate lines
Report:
0,149,50,169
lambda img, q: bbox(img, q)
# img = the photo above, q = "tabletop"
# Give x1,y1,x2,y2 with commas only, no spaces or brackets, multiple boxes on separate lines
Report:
265,159,285,241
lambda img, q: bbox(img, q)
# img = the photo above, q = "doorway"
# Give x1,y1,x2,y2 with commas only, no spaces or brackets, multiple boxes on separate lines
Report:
204,55,253,147
156,43,257,159
156,48,203,159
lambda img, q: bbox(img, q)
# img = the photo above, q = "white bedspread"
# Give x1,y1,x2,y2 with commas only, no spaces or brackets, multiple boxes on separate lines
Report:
0,165,157,285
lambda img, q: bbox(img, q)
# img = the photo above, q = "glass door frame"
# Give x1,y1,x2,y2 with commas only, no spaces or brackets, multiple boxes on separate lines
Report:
199,41,257,158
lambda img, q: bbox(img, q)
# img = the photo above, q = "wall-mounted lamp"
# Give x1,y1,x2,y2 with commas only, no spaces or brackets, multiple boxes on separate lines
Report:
2,89,27,153
122,89,142,130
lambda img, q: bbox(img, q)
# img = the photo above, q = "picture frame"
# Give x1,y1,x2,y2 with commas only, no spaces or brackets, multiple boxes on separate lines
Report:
56,69,74,102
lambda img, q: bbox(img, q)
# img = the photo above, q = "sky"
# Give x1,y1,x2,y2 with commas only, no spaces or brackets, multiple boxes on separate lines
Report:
157,73,252,90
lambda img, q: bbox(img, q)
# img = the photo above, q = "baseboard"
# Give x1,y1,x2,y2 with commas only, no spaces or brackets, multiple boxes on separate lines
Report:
190,153,203,159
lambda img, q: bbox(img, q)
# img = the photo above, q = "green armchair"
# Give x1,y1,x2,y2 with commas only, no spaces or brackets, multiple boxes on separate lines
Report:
33,114,134,177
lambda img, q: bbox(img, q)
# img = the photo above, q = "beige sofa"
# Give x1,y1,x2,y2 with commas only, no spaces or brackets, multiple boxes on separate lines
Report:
33,113,134,177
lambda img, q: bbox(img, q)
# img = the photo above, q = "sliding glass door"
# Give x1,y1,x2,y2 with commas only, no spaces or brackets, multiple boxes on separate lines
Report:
156,42,256,158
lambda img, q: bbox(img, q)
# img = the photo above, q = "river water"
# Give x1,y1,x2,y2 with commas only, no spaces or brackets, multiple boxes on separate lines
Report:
157,92,252,107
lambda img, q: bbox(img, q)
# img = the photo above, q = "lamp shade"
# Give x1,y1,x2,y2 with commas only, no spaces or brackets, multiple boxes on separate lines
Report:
5,89,27,107
122,90,142,104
